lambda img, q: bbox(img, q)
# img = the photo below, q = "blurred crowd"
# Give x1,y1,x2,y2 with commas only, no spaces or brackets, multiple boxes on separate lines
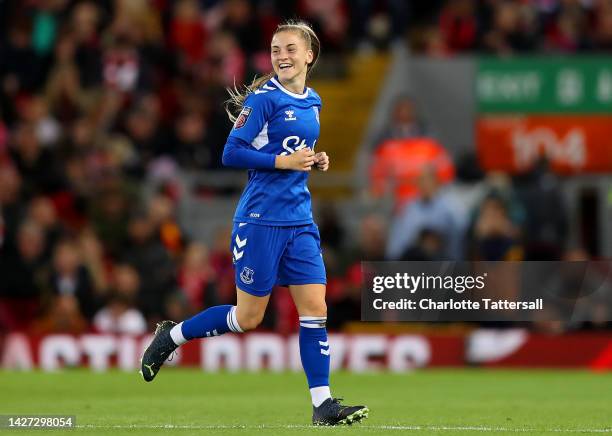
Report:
413,0,612,55
356,94,611,331
0,0,609,337
366,95,574,267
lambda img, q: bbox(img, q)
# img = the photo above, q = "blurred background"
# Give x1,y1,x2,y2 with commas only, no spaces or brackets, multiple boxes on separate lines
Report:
0,0,611,371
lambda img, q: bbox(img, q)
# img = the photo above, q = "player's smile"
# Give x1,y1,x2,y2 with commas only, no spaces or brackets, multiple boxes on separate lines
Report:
271,30,313,94
277,62,295,77
273,51,302,79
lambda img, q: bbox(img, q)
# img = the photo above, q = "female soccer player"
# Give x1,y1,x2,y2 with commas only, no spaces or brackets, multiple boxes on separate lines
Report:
141,20,368,426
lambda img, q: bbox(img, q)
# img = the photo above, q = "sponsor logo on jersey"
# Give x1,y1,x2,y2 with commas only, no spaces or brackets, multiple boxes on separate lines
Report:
240,267,254,285
234,106,252,129
284,110,297,121
249,213,260,218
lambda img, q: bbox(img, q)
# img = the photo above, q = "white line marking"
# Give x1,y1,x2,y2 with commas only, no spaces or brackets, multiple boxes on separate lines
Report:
75,424,612,432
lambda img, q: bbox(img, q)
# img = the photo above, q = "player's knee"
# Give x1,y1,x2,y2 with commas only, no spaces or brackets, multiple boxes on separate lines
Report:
236,310,265,331
301,300,327,318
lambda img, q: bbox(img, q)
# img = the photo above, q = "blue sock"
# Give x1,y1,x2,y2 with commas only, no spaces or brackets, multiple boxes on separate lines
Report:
299,316,330,391
172,305,243,343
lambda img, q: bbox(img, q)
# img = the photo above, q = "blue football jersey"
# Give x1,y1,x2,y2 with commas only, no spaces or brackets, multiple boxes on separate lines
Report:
228,77,322,226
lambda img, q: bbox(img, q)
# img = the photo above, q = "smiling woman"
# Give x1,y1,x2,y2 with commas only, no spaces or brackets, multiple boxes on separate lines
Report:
139,20,368,427
270,26,318,93
225,20,321,122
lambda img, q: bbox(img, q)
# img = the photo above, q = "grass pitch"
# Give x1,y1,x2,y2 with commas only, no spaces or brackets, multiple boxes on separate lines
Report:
1,369,611,435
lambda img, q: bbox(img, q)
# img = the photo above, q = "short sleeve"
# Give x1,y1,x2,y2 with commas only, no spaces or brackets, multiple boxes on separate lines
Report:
228,92,273,145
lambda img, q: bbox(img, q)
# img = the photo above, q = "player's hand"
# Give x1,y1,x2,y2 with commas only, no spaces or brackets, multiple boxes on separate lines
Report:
314,151,329,171
275,147,315,171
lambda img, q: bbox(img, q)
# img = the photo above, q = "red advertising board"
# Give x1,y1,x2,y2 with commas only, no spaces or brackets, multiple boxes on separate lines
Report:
2,332,611,371
477,115,612,174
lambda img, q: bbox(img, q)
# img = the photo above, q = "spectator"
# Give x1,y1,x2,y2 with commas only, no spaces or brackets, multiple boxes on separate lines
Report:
373,96,429,147
27,196,62,261
71,1,103,89
514,159,568,260
20,95,61,147
544,1,591,52
178,242,219,312
593,0,612,49
299,0,348,53
206,31,247,88
0,165,25,253
468,193,523,261
123,211,175,319
89,180,134,257
172,109,215,169
400,228,446,261
220,0,262,57
123,103,168,166
111,263,141,303
44,32,85,123
78,227,110,296
0,221,47,331
335,213,386,306
93,293,147,335
353,213,387,263
46,238,98,320
148,193,186,256
370,135,454,208
386,167,465,260
93,262,147,335
109,0,164,48
102,37,143,95
31,293,88,334
1,19,43,93
481,1,539,55
438,0,479,53
10,123,64,197
170,0,208,67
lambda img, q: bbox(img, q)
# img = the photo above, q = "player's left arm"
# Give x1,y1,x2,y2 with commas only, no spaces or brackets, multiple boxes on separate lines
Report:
314,151,329,171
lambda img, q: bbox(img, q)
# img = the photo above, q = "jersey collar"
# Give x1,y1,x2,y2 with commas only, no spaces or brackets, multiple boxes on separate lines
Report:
270,77,309,99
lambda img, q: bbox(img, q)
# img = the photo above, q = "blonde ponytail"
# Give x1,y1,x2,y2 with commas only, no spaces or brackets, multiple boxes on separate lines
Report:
225,73,274,123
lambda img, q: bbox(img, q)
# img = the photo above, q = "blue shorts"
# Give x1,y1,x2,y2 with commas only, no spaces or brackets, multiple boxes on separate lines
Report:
230,222,327,297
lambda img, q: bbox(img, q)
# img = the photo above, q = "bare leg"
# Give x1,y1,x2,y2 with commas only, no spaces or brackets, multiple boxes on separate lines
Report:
235,286,270,331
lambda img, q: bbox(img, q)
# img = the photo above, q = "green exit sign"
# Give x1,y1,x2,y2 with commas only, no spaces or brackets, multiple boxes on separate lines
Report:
477,57,612,114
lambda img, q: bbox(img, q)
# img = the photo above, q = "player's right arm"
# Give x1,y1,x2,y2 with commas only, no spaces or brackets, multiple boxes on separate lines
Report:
222,92,314,172
275,148,315,171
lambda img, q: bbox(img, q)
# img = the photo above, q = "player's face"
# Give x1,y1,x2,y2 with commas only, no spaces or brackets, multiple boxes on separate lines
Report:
271,30,313,87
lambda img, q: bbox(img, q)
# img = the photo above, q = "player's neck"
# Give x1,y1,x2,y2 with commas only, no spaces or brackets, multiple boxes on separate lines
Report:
278,76,307,95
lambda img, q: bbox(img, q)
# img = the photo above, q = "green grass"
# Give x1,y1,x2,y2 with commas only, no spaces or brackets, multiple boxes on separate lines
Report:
1,369,611,435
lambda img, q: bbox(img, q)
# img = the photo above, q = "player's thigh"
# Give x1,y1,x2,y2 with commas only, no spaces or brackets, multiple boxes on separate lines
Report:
279,223,327,316
289,284,327,317
278,224,327,287
231,222,287,296
235,286,270,329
